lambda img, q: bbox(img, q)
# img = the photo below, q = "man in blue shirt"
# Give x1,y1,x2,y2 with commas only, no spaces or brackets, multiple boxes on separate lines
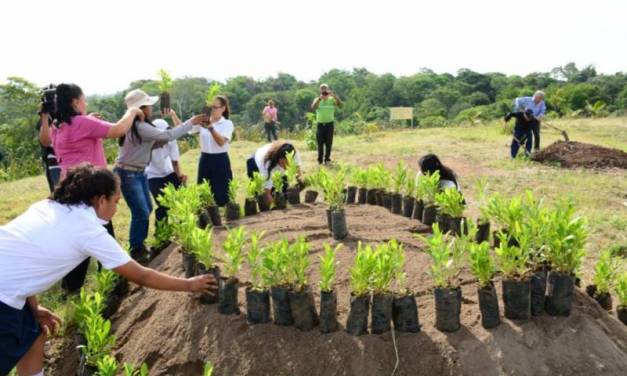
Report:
514,91,546,150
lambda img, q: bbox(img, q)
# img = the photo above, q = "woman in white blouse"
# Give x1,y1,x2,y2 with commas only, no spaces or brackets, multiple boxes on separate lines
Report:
192,95,234,206
246,141,302,205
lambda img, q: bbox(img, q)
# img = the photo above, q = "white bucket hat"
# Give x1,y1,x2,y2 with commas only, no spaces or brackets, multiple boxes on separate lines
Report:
124,89,158,109
152,118,169,130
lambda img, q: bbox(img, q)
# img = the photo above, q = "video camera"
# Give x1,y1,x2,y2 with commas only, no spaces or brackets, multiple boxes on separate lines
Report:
40,84,57,116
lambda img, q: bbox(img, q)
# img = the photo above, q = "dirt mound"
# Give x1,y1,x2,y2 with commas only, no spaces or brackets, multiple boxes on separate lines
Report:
531,141,627,169
101,204,626,376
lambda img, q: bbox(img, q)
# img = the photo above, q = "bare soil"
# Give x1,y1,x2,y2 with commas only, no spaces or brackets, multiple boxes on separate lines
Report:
531,141,627,169
51,203,627,375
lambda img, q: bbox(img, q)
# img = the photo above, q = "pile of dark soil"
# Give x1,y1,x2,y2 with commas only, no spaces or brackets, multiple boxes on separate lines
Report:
531,141,627,169
48,204,627,375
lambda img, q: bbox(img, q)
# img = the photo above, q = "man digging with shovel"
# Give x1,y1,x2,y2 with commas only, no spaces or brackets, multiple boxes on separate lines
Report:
504,109,536,158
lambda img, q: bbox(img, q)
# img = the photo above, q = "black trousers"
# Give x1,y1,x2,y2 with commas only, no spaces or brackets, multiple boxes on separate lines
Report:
198,152,232,207
316,122,334,163
148,172,182,223
530,120,540,150
264,121,278,142
61,221,114,293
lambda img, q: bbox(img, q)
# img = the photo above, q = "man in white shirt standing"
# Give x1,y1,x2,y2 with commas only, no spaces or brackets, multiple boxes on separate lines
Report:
146,115,187,225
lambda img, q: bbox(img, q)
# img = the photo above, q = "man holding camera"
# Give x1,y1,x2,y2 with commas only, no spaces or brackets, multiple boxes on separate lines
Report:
311,83,343,165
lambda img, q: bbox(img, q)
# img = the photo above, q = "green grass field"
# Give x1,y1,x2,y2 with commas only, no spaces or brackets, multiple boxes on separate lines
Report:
1,117,625,323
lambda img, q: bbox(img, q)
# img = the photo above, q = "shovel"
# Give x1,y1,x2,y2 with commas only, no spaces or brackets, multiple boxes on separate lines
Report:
541,120,570,142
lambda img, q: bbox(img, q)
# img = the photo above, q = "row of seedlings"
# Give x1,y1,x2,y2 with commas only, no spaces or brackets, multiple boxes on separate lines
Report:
586,247,627,325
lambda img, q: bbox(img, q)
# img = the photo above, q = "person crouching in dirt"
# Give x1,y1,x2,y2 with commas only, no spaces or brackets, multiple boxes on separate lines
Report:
0,164,217,376
418,154,461,191
246,141,303,205
513,91,546,151
504,109,535,158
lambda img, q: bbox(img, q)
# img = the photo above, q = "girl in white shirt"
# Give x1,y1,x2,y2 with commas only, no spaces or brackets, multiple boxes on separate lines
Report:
417,153,460,191
0,164,216,376
246,141,302,204
192,95,234,206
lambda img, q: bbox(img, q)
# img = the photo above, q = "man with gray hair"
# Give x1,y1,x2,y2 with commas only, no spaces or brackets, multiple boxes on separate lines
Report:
513,91,546,150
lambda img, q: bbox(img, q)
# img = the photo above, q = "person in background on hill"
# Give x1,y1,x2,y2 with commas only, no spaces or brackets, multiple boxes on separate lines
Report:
262,99,279,142
115,89,208,263
190,95,234,207
311,84,343,165
246,141,302,205
35,116,61,193
146,115,187,226
513,91,546,151
38,83,143,294
0,164,217,376
504,109,535,158
418,154,460,191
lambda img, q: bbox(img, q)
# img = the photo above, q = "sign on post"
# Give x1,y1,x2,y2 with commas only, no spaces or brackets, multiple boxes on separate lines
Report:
389,107,414,127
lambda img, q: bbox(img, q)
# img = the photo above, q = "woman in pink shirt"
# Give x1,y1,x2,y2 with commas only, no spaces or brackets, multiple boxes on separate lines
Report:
39,83,142,176
262,99,279,141
38,83,142,294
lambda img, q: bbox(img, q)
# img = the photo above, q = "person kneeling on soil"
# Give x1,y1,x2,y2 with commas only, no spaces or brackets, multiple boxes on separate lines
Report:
0,164,217,376
418,154,461,191
246,141,303,205
504,109,535,159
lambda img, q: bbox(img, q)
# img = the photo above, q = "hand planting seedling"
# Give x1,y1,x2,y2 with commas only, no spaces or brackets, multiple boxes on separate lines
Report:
469,241,500,328
319,243,342,333
417,224,463,331
219,226,247,314
588,248,622,310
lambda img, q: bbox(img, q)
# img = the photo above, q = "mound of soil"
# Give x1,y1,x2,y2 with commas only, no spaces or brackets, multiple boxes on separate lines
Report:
531,141,627,169
53,204,627,375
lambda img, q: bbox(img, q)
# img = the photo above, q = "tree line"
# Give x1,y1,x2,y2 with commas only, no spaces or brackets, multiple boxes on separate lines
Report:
1,62,626,180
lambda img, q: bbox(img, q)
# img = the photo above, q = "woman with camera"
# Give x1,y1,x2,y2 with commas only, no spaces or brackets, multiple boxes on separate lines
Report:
115,89,208,262
38,83,143,294
191,95,234,207
0,164,217,376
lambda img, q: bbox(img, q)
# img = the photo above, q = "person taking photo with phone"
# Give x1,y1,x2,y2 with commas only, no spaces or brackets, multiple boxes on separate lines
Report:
310,83,342,165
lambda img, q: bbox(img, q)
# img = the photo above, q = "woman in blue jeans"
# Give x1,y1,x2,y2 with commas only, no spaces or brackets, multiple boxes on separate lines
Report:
115,89,208,262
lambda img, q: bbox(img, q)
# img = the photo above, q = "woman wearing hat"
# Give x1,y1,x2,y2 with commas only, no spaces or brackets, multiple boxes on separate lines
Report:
246,141,302,205
37,83,143,294
116,89,208,262
191,95,234,207
0,164,217,376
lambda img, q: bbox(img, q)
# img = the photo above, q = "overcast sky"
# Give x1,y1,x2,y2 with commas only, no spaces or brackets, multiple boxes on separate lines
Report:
1,0,626,95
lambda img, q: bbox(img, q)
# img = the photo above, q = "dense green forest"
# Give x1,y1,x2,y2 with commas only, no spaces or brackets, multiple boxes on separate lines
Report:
1,62,627,181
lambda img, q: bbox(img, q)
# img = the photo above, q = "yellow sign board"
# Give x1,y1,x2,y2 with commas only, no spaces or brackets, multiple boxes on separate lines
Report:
389,107,414,121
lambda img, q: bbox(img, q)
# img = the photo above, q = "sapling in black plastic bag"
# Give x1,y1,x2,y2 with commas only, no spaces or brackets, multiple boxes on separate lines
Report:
225,178,241,221
246,231,271,323
191,227,219,304
469,240,500,329
346,242,376,336
219,226,247,314
285,150,301,205
587,248,621,310
288,237,319,331
319,243,341,333
391,161,408,214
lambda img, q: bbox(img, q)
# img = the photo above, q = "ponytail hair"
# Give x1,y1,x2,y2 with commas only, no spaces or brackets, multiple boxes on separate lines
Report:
55,83,84,125
264,141,295,175
51,164,118,206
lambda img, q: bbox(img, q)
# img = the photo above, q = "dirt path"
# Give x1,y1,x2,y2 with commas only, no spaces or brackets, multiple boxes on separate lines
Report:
102,204,627,376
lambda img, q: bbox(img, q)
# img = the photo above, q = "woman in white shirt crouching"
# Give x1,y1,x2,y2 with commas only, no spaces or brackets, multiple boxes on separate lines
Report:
0,164,216,376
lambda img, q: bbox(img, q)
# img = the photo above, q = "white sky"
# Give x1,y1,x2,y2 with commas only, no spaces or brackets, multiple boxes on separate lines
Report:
1,0,626,95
